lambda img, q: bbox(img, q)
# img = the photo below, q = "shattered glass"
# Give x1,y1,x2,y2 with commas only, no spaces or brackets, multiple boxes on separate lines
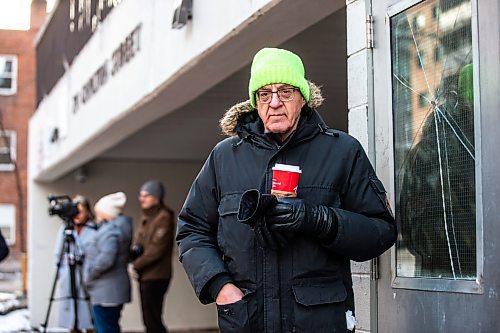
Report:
391,0,476,279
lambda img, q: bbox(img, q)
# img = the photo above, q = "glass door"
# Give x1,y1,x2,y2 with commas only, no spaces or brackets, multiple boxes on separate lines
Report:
372,0,485,332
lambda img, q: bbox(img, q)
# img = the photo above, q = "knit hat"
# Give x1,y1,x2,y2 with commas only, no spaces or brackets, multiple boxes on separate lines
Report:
140,180,165,201
94,192,127,219
248,47,310,107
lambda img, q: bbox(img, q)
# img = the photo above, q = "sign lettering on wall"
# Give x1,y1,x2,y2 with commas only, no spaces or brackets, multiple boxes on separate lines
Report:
73,23,141,114
69,0,123,32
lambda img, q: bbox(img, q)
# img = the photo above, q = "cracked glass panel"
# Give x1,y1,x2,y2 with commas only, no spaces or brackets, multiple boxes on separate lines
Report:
391,0,476,279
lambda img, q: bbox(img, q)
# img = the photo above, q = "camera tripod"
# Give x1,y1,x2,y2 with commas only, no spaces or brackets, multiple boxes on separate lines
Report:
41,221,97,333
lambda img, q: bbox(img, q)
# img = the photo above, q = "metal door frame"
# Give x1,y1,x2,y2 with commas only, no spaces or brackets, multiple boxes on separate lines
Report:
379,0,483,294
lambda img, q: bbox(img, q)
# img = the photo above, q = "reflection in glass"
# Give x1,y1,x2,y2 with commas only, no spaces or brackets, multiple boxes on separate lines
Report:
391,0,476,279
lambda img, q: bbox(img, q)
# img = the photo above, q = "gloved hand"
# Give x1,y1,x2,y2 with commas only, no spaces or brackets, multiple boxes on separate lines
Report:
238,189,288,250
129,244,144,261
266,198,339,240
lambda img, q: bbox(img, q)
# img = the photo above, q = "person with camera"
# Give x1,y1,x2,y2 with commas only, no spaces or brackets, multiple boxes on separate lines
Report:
53,195,97,333
84,192,133,333
131,180,175,333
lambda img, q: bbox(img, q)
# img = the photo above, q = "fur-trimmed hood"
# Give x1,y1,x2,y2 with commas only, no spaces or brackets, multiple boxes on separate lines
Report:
219,81,324,137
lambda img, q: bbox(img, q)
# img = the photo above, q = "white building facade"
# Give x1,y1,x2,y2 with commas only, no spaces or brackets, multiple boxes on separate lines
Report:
28,0,499,332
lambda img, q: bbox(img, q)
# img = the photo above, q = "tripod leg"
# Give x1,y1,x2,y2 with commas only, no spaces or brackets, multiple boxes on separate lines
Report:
41,236,67,333
76,260,98,333
68,253,80,332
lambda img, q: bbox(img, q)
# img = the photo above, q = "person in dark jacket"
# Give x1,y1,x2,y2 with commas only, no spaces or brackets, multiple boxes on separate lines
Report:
176,47,396,333
0,229,8,262
132,180,175,333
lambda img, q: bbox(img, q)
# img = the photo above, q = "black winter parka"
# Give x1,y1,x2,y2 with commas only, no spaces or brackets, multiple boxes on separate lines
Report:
177,84,396,333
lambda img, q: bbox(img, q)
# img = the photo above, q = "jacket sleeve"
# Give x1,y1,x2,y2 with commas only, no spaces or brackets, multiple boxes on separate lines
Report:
176,150,229,304
133,211,174,272
86,225,120,282
324,142,397,261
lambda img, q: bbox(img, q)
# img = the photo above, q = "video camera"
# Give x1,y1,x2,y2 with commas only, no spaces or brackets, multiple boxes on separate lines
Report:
48,195,79,224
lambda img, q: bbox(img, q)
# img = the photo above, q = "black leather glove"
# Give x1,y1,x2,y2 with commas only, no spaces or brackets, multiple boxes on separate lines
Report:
130,244,144,261
266,198,339,240
238,189,288,250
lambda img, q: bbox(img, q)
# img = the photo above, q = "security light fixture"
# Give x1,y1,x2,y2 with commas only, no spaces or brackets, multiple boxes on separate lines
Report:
172,0,193,29
50,127,59,143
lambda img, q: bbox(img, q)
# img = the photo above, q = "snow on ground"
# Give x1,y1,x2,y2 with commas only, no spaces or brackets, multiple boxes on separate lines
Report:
0,308,68,333
0,309,31,332
0,292,22,314
0,292,31,333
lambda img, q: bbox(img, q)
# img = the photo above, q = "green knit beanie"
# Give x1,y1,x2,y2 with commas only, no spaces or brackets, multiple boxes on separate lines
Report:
248,48,310,107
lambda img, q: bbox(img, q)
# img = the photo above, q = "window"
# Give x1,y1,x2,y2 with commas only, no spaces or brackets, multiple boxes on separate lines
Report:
0,131,16,171
0,204,16,245
390,0,476,283
439,0,469,12
0,55,17,95
434,46,443,62
412,13,426,31
432,6,440,20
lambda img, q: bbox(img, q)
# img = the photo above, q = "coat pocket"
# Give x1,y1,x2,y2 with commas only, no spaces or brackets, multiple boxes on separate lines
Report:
292,278,348,333
216,289,256,333
218,193,241,217
217,193,241,251
217,192,256,281
297,186,341,207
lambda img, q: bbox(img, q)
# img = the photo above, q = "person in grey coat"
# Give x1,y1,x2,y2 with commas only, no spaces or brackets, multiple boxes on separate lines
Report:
85,192,133,333
53,195,97,332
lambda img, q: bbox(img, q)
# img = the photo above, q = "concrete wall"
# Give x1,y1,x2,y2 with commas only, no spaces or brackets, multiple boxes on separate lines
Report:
346,0,374,332
28,159,218,331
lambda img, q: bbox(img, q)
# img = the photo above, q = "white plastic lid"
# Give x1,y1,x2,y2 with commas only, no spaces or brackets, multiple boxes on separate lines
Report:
272,163,302,173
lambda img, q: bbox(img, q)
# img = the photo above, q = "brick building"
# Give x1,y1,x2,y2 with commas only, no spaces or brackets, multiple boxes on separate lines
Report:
0,0,46,256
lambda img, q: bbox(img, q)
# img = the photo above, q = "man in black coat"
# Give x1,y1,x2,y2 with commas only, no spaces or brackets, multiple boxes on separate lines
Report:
176,47,396,333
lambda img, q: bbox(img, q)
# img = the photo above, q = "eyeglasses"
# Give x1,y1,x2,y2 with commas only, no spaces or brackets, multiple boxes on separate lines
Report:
256,87,299,104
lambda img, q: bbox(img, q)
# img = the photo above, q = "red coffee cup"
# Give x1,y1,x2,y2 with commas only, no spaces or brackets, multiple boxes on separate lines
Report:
271,164,302,198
